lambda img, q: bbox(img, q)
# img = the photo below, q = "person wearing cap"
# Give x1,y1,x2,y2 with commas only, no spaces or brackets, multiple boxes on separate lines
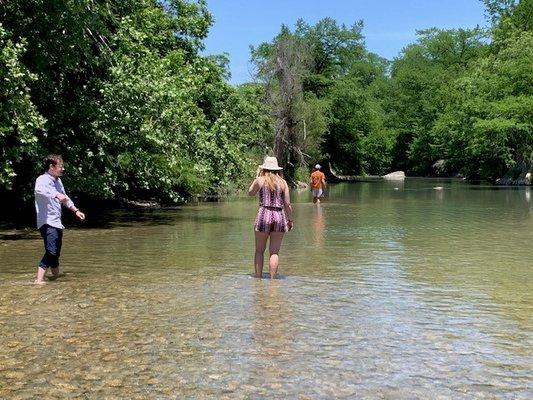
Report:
34,154,85,284
310,164,326,204
248,156,293,279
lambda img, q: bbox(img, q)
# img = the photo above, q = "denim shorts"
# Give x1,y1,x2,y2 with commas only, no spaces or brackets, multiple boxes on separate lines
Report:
39,224,63,268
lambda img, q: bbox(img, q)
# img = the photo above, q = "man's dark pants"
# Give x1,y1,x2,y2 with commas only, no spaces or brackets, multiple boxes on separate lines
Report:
38,224,63,269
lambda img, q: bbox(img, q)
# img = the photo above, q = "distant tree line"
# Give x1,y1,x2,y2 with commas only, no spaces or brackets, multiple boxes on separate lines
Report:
250,0,532,183
1,0,531,213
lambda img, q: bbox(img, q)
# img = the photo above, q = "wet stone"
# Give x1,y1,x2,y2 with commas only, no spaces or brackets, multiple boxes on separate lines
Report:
146,377,159,385
105,379,124,388
52,382,79,391
5,371,25,380
83,374,101,382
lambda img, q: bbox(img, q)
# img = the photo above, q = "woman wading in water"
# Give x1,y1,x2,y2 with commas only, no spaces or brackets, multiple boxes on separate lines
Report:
248,156,294,279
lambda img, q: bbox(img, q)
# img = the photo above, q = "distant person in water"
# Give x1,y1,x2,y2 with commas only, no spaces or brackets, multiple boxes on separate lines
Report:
248,156,293,279
310,164,326,204
34,154,85,284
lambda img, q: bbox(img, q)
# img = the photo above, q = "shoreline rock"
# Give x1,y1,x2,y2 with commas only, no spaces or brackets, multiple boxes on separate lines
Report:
495,158,532,186
382,171,405,180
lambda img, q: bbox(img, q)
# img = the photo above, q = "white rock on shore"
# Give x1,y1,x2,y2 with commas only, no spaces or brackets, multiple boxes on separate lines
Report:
383,171,405,180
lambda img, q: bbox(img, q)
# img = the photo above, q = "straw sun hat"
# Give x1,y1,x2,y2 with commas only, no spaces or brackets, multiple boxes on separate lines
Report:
259,156,283,171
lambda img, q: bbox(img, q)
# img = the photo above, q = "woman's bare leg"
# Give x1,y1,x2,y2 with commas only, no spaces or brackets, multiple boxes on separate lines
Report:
254,231,269,278
268,232,285,279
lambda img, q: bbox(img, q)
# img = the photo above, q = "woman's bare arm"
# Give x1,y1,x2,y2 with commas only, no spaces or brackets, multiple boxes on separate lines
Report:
248,177,261,196
283,180,294,230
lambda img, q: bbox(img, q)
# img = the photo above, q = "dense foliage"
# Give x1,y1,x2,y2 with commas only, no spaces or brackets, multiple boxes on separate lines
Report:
0,0,270,211
1,0,531,214
0,25,45,191
251,0,531,179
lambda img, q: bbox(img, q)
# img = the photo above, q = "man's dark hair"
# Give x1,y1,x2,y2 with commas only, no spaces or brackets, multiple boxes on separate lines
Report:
43,154,63,171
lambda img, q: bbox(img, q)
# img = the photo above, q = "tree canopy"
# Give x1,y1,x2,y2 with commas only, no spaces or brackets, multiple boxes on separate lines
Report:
0,0,270,212
250,0,531,180
1,0,531,216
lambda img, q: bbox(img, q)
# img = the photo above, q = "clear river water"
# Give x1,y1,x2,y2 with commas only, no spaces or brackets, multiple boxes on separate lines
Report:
0,179,531,399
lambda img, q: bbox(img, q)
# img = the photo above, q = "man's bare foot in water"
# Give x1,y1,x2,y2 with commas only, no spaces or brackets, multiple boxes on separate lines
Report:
47,268,64,280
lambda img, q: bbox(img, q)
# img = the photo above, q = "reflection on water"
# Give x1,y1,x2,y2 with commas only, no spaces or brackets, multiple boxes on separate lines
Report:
312,204,325,248
249,281,294,385
1,179,532,398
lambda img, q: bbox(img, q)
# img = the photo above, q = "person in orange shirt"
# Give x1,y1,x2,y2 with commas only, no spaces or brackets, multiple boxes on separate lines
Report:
310,164,326,204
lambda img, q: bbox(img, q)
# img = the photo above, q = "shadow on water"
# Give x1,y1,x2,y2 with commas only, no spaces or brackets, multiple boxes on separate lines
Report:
94,210,241,229
247,273,287,280
77,207,185,229
0,230,40,241
468,185,530,190
1,205,244,240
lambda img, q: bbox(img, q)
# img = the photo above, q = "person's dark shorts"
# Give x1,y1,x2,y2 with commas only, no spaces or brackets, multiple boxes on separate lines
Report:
39,224,63,269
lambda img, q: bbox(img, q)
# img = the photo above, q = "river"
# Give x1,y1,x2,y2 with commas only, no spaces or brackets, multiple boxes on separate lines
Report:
0,179,531,399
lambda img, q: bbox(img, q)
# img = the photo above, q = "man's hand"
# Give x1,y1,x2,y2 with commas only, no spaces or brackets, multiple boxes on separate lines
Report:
75,210,86,221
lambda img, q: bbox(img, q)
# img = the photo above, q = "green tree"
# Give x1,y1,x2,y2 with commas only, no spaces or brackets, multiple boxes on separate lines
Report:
295,18,365,96
251,18,388,178
326,75,390,174
0,25,46,194
433,28,532,179
386,27,489,174
1,0,267,208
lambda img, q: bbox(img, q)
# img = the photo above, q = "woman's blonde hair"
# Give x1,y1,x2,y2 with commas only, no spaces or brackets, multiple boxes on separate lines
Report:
260,169,283,191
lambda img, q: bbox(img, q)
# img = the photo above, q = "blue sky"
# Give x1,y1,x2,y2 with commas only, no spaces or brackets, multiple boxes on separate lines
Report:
203,0,489,84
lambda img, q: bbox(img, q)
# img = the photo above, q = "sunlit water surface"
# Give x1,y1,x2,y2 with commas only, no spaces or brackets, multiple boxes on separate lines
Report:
1,179,531,399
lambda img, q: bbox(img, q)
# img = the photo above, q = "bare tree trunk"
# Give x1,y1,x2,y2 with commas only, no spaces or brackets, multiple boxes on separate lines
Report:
272,43,300,180
256,30,311,183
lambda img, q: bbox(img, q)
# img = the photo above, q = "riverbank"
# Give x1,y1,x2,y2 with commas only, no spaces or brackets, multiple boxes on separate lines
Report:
326,162,532,186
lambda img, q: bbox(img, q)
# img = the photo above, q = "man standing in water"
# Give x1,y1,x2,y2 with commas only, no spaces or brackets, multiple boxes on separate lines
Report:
34,154,85,284
310,164,326,204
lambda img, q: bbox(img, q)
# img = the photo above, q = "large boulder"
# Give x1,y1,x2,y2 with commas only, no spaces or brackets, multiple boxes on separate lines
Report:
382,171,405,180
496,157,532,185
